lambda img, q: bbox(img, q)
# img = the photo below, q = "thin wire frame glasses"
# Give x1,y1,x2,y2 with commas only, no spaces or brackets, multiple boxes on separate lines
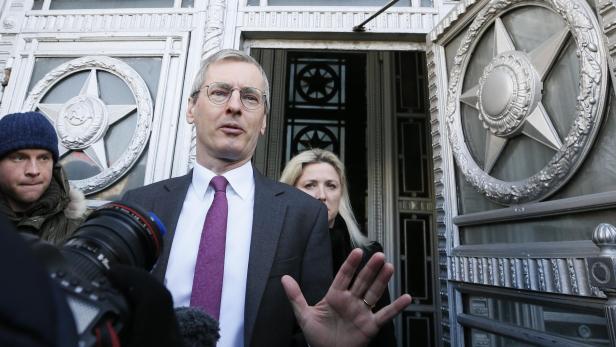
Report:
193,82,267,110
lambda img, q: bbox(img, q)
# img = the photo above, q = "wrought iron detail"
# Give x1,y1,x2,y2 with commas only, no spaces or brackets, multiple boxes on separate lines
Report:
291,125,338,154
592,223,616,251
295,63,339,103
445,0,608,204
595,0,616,93
451,254,598,297
477,51,542,138
398,198,435,212
588,223,616,345
23,56,153,195
426,45,453,344
429,0,484,42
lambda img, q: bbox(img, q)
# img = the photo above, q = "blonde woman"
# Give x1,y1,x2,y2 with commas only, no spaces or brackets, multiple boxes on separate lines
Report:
281,148,396,346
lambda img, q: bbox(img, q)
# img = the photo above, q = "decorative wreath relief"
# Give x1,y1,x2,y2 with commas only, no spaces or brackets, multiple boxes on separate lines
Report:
24,56,153,194
446,0,607,205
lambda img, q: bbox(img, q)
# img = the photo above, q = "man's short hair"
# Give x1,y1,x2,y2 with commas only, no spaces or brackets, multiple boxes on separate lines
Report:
190,49,271,114
0,111,59,161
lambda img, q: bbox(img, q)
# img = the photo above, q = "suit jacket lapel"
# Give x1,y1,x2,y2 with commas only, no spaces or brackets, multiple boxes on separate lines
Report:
151,172,192,281
244,169,286,344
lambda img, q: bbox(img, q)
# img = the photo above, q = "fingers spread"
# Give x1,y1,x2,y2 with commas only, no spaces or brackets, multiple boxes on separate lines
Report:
374,294,413,327
330,248,364,291
281,275,309,326
361,262,394,308
350,252,386,298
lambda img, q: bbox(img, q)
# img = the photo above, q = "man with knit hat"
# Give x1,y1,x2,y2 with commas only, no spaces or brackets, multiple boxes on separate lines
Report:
0,111,87,244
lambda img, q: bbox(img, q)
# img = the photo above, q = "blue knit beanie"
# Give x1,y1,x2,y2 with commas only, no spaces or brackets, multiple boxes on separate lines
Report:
0,112,59,161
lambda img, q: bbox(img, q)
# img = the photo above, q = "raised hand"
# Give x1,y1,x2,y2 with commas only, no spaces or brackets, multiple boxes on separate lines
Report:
282,248,412,347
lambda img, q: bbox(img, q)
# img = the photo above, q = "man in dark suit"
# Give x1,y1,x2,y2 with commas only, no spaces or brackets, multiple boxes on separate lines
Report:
123,49,411,347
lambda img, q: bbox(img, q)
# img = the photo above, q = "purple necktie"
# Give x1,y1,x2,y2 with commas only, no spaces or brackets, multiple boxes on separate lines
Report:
191,175,228,320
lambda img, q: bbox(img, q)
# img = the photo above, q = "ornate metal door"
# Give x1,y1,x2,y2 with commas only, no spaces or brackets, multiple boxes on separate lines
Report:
428,0,616,345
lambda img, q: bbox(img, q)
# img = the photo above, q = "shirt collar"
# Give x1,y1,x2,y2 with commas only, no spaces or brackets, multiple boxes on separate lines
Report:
192,161,254,200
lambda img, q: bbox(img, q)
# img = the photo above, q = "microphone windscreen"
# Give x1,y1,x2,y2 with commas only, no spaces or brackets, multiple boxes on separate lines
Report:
174,307,220,347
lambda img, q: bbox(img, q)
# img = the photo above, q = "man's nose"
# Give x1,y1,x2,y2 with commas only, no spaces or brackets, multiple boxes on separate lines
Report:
24,160,41,176
227,89,243,111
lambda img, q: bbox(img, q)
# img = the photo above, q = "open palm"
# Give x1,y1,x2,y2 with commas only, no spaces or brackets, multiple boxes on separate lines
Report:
282,249,412,347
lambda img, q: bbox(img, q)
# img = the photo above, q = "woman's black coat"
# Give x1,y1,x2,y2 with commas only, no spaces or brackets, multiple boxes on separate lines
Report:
329,215,397,347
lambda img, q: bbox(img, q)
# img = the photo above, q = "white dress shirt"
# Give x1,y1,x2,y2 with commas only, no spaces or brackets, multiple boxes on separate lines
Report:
165,161,254,347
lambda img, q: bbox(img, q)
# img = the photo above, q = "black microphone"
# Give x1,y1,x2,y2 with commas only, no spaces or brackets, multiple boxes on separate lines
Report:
175,307,220,347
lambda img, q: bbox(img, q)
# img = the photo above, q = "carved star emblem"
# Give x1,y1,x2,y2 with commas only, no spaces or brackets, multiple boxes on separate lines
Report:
298,128,335,150
299,66,335,99
459,18,570,173
38,69,136,170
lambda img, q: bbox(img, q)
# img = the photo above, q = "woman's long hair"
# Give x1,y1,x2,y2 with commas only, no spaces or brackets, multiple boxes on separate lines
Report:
280,149,368,248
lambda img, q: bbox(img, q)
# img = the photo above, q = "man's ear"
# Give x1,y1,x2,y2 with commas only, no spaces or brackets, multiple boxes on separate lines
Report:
186,97,196,124
260,113,267,135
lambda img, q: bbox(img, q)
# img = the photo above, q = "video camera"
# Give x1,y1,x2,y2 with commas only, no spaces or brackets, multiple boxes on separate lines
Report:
23,201,166,347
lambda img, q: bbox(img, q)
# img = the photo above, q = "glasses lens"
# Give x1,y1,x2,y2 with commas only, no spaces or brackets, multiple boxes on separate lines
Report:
207,83,231,104
240,88,263,110
206,83,265,110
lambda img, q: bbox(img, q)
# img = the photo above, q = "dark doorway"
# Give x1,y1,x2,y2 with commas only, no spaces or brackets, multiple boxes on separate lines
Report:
252,48,438,347
281,51,368,228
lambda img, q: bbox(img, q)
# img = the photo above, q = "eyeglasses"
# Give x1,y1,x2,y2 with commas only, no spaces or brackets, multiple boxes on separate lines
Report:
193,82,267,110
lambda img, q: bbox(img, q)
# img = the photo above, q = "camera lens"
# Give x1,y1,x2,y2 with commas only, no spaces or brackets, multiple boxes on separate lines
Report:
61,201,166,282
22,201,167,345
